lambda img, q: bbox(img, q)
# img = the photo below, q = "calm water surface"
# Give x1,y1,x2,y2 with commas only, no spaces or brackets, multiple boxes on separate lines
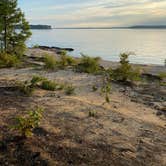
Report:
27,29,166,65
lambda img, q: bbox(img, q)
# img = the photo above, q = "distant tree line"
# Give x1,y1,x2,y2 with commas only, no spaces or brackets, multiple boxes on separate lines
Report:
15,25,52,30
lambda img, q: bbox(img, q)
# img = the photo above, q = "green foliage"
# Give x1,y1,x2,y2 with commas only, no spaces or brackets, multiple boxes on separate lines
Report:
17,81,34,96
32,44,39,48
41,80,58,91
159,72,166,86
30,75,46,87
44,54,57,70
0,0,31,55
76,54,101,74
159,72,166,80
89,110,97,117
0,52,20,68
58,51,76,68
110,53,140,82
65,84,75,95
92,85,98,92
101,71,111,103
12,107,44,138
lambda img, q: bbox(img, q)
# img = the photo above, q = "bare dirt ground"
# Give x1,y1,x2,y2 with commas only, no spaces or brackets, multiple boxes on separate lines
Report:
0,49,166,166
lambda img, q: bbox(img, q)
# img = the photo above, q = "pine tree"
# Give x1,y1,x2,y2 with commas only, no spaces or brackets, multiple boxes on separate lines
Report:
0,0,31,56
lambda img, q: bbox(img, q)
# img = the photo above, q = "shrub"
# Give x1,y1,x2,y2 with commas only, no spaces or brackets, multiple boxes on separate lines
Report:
89,110,97,117
59,54,76,68
41,80,58,91
31,75,46,87
17,81,34,96
159,72,166,80
0,52,20,68
110,53,140,82
75,54,101,74
65,84,75,95
92,85,98,92
44,54,57,70
32,44,39,48
12,107,44,138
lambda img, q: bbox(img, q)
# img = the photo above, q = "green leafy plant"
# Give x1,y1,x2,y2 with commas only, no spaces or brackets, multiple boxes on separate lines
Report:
65,84,75,95
89,110,97,117
101,71,111,103
31,75,46,87
110,53,140,82
58,51,76,68
41,80,58,91
17,81,34,96
12,107,44,138
44,54,57,70
75,54,101,74
0,52,20,68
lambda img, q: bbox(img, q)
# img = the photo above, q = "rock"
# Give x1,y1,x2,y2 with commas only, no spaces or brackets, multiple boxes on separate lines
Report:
38,46,74,52
156,111,162,116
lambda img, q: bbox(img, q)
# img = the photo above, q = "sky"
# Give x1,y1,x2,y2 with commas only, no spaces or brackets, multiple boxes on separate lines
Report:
18,0,166,28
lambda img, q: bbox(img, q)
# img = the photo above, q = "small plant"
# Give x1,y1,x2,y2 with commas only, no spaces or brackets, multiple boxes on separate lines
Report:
17,81,34,96
159,72,166,86
0,52,20,68
89,110,97,117
65,84,75,95
101,71,111,103
31,75,46,87
110,53,140,82
12,107,44,138
41,80,58,91
92,85,98,92
58,50,76,69
75,54,101,74
32,44,39,48
44,54,57,70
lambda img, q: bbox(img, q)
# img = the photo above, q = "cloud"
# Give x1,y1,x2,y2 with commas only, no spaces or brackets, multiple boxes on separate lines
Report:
22,0,166,27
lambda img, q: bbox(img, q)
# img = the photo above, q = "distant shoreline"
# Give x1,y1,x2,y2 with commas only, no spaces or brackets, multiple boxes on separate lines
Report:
53,25,166,30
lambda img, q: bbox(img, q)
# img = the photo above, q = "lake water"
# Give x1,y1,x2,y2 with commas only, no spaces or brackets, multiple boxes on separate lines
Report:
27,29,166,65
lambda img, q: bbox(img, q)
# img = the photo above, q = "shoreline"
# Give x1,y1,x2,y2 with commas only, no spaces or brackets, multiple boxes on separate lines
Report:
27,47,166,76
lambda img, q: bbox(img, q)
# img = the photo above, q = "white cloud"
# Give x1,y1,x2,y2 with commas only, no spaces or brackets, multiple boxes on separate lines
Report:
26,0,166,27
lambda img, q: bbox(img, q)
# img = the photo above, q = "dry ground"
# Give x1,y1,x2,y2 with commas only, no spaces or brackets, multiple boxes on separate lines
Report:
0,49,165,166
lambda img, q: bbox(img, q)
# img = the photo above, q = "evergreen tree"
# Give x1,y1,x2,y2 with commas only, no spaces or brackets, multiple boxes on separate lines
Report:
0,0,31,56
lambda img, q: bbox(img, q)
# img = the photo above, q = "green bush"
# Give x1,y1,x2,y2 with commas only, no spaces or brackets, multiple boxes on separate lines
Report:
110,53,140,82
12,107,44,138
58,52,76,68
44,54,57,70
65,84,75,95
17,81,34,96
0,52,20,68
75,54,101,74
31,75,46,87
41,80,58,91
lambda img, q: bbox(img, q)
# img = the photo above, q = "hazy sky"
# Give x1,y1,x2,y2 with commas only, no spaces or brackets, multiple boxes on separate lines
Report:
18,0,166,27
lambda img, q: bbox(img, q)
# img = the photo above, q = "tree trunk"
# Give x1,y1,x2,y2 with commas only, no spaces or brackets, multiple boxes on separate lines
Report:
4,16,7,52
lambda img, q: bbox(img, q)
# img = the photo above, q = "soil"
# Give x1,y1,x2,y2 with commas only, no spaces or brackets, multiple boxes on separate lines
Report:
0,48,165,166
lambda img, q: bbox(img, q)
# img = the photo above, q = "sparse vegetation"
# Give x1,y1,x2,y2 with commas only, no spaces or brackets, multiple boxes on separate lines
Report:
75,54,101,74
0,52,20,68
58,50,76,68
17,81,34,96
41,80,58,91
101,72,111,103
92,85,98,92
89,110,97,117
12,107,44,138
109,53,141,82
65,84,75,95
44,54,57,70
